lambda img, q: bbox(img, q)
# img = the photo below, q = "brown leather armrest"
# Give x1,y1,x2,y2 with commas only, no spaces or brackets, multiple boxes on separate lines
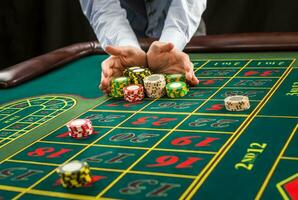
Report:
140,32,298,52
0,41,104,88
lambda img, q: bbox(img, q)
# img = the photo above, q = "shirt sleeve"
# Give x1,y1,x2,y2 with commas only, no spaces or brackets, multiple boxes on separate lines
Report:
159,0,207,51
79,0,140,49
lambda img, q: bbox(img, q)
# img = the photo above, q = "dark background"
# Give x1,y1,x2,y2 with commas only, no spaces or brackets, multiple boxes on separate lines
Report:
1,0,298,69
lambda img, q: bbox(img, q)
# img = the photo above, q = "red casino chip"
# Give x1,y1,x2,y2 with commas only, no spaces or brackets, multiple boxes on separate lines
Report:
67,119,93,138
123,84,144,102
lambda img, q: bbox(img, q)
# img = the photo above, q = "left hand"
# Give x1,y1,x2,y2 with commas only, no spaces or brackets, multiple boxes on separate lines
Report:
147,41,199,86
100,45,147,94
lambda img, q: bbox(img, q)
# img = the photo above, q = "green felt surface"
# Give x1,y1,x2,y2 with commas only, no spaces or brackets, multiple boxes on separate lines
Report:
0,55,107,104
0,52,297,200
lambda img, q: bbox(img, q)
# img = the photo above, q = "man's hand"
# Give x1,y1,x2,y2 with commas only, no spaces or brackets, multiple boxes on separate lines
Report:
100,45,147,94
147,41,199,86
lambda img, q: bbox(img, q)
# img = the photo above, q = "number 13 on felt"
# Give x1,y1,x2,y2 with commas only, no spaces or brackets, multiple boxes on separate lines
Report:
146,156,202,168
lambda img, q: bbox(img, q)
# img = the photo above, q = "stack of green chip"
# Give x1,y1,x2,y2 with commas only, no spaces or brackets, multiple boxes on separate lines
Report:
165,74,186,83
110,76,130,98
166,81,189,98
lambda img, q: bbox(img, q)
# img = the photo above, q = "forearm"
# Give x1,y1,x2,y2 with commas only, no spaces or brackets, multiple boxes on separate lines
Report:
159,0,207,50
79,0,140,49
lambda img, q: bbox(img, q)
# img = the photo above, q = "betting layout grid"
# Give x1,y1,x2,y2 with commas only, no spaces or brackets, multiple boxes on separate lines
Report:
0,58,294,199
0,97,76,149
189,60,298,199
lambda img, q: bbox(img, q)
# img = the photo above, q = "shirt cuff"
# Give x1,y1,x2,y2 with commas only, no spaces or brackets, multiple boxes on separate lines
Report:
159,28,188,51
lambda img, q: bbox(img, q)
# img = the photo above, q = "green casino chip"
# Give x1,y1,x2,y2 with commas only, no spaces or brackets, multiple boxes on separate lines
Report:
111,76,130,89
166,74,186,83
166,81,189,98
110,76,130,98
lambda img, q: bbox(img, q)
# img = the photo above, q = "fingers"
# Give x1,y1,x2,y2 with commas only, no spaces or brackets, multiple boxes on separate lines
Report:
193,76,200,85
150,41,174,53
105,45,123,56
100,71,110,94
102,57,125,77
181,54,197,86
101,77,112,94
101,68,125,94
185,63,199,86
100,57,115,94
159,42,174,53
190,62,200,85
149,47,199,86
99,73,108,94
184,62,191,72
162,65,199,86
102,59,113,78
106,45,141,57
187,73,200,86
184,65,192,83
100,56,128,94
178,54,199,86
185,67,199,86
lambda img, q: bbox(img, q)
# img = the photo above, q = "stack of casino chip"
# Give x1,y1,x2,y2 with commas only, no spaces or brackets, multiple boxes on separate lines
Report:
224,95,250,111
126,66,152,85
124,66,141,77
165,74,186,83
110,76,130,98
143,74,166,98
56,160,92,188
123,84,145,102
67,119,93,138
166,81,189,98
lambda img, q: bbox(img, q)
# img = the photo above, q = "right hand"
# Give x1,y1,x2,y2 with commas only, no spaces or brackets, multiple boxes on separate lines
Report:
147,41,199,86
100,45,147,94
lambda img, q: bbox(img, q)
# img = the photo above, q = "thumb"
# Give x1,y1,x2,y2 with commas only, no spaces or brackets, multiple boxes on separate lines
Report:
159,42,174,53
105,45,123,56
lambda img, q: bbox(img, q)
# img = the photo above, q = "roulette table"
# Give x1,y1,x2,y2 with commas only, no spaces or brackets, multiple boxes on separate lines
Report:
0,33,297,200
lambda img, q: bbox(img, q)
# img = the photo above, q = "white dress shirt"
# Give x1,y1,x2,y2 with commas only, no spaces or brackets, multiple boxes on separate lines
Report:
80,0,206,50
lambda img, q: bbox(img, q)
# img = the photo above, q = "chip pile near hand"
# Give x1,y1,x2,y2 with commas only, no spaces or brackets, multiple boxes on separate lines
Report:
110,66,189,102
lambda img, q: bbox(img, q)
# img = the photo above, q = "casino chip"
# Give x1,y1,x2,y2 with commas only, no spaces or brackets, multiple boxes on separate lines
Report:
56,160,92,188
123,84,145,102
67,119,93,138
166,81,189,98
128,67,152,85
124,66,141,77
165,74,186,83
110,76,130,98
224,95,250,111
143,74,166,98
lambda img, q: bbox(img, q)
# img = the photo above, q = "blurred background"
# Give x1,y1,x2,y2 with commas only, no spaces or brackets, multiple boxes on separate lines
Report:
1,0,298,69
